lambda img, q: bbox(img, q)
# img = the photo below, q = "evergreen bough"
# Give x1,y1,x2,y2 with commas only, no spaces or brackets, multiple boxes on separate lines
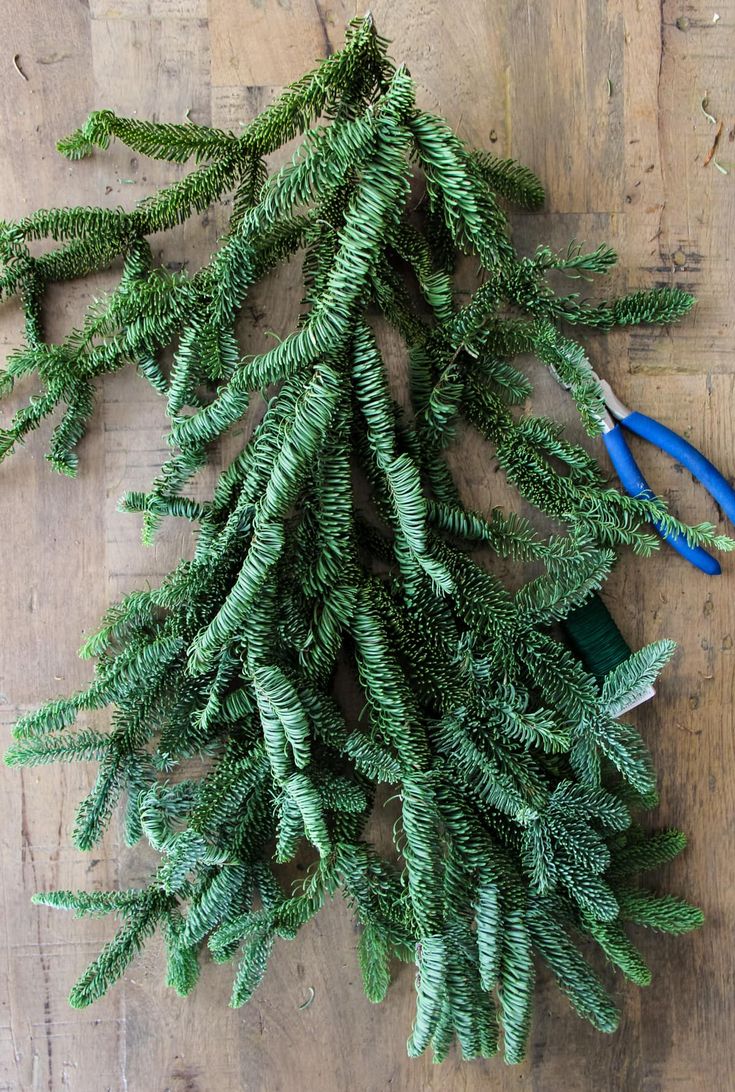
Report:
1,17,720,1064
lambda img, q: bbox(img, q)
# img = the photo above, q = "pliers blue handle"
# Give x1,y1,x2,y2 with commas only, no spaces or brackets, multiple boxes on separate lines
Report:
598,379,735,575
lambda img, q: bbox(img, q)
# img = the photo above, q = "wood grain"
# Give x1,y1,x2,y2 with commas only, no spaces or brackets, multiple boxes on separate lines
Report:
1,1,734,1089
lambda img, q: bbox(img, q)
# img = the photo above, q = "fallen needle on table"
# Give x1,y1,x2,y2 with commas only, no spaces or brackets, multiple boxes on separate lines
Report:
12,54,28,81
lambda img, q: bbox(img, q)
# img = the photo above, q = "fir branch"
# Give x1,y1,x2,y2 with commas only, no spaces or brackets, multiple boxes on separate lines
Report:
0,16,711,1068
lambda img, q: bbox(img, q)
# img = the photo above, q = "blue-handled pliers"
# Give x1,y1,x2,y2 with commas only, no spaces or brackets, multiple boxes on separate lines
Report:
553,366,735,575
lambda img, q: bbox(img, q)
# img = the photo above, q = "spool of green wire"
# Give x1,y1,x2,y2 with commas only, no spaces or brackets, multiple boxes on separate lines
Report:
563,594,633,683
562,595,656,720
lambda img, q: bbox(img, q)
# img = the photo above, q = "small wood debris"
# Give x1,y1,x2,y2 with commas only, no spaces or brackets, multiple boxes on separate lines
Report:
704,120,724,166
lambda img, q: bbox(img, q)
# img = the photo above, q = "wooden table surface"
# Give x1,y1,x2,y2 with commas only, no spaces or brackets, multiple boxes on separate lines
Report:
0,2,733,1089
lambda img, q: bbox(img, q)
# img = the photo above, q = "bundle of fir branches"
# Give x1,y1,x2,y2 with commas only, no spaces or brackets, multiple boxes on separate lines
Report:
1,16,724,1064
